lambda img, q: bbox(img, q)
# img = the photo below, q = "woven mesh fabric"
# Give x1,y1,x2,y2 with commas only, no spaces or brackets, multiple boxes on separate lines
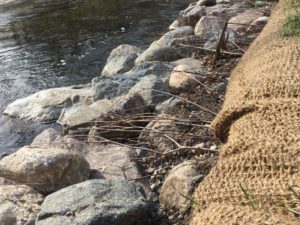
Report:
191,0,300,224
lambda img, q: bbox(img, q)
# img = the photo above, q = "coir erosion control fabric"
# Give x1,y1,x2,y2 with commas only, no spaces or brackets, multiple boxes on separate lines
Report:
191,0,300,224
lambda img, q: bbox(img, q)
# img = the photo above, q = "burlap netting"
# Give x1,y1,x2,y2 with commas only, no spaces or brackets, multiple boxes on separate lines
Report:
191,0,300,224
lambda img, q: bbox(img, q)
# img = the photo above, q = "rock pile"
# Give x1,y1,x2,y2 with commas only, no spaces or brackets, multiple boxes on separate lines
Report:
0,0,273,224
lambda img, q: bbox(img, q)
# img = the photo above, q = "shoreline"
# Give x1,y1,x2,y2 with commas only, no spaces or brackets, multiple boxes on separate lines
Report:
0,1,276,224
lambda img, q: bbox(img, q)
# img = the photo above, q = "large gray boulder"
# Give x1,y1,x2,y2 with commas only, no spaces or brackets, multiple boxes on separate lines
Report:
59,94,147,129
36,179,148,225
92,61,173,101
0,146,90,194
0,185,44,225
101,44,142,76
129,75,170,107
3,86,92,123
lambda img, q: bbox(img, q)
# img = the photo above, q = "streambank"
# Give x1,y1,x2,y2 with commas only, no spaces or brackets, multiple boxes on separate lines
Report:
0,0,275,224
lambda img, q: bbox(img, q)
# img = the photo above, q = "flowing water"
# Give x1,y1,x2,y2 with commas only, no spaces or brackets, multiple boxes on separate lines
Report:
0,0,191,153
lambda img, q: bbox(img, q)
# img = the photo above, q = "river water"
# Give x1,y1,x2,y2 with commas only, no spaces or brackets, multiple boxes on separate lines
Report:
0,0,191,153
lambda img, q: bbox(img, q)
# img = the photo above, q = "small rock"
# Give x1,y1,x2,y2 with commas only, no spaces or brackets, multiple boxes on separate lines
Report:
159,160,206,212
36,179,148,225
0,185,44,225
177,4,207,27
169,65,198,93
210,144,217,151
0,146,90,194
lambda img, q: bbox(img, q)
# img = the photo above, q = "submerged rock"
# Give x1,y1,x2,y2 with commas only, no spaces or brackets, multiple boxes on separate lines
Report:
3,86,92,123
0,146,90,194
36,179,148,225
0,185,44,225
101,44,142,76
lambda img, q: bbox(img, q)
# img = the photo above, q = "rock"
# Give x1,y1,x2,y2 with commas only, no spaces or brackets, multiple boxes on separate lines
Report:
129,75,170,107
36,179,148,225
178,4,207,27
169,65,199,93
194,16,224,38
194,16,238,48
85,144,142,181
169,20,179,30
101,44,142,76
246,16,269,34
0,146,90,194
135,46,182,65
3,86,92,123
154,26,194,47
31,128,83,151
159,160,199,212
139,114,192,153
228,9,265,33
155,97,184,113
58,99,113,128
0,185,44,225
171,57,202,68
59,94,147,129
92,61,173,101
197,0,216,6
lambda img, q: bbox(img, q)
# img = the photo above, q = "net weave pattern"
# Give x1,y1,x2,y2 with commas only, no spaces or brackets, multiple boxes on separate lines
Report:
191,1,300,224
